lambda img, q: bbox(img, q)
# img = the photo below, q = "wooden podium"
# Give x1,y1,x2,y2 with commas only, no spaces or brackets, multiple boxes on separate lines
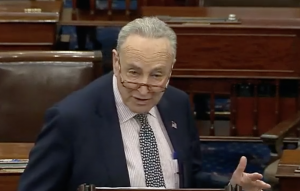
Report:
77,184,225,191
276,149,300,191
0,143,33,191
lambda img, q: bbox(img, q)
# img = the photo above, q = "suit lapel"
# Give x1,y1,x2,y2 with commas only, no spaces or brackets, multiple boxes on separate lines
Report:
96,73,130,187
157,97,181,155
94,72,186,187
157,96,185,187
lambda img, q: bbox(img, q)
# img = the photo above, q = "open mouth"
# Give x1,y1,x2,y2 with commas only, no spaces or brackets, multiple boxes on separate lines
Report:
134,97,150,104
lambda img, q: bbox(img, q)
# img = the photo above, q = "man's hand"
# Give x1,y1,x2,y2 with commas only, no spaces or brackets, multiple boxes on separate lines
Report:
230,156,271,191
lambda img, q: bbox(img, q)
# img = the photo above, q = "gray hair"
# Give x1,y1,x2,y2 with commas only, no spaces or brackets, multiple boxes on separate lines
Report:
116,17,177,59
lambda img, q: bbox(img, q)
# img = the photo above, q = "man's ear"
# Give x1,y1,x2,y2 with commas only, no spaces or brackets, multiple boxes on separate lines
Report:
112,49,119,75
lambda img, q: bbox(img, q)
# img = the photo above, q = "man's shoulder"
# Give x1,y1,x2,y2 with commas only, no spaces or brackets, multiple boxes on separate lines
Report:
164,85,189,102
52,73,113,115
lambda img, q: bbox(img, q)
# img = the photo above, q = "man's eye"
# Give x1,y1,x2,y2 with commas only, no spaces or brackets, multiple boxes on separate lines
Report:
153,74,162,78
129,71,137,75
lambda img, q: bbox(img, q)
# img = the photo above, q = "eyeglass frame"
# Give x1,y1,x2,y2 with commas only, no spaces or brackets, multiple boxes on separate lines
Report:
116,57,173,93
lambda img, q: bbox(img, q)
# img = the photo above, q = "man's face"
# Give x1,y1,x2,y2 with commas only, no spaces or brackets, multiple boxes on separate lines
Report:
112,34,174,113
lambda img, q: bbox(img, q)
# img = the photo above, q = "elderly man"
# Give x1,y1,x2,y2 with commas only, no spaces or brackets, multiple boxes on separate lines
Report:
17,17,271,191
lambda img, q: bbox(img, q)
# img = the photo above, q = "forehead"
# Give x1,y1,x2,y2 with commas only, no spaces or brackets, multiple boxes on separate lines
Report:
120,34,172,65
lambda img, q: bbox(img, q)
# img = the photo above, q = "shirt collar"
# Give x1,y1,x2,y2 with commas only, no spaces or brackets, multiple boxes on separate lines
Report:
112,75,156,123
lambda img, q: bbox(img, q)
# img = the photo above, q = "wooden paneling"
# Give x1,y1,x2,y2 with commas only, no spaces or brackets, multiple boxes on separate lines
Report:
172,27,300,78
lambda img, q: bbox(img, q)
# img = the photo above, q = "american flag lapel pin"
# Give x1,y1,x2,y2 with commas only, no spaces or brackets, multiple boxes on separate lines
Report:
171,121,177,129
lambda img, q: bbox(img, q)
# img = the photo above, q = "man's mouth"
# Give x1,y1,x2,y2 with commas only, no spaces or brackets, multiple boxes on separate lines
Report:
133,97,150,104
134,97,149,101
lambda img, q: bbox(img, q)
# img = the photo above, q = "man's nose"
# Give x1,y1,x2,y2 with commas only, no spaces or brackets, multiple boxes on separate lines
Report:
138,85,149,95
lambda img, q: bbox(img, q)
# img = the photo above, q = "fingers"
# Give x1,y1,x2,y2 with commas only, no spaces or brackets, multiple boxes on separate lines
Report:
234,156,247,176
248,173,271,189
255,180,271,189
239,173,271,190
248,172,263,181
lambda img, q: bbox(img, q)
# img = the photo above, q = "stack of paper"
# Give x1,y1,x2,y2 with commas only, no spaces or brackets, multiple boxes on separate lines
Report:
0,159,28,173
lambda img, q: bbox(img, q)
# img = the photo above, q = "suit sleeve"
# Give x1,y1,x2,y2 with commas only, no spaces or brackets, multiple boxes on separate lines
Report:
17,107,72,191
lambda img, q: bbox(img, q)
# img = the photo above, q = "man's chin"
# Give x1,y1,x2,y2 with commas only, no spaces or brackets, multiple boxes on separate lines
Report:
128,104,152,114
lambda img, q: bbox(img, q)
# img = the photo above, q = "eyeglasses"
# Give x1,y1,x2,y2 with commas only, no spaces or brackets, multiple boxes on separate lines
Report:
117,59,168,93
120,76,167,93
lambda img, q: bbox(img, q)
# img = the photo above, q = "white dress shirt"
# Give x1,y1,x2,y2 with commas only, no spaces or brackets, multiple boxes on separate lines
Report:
112,75,179,188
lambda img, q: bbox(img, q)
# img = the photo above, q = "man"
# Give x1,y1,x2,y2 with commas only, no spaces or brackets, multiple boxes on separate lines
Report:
17,17,271,191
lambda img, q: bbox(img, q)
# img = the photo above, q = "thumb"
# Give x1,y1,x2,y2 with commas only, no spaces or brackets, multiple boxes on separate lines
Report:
235,156,247,176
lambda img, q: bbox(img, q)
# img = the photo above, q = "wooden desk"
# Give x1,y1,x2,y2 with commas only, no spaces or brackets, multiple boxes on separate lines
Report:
0,143,33,191
276,149,300,191
60,8,130,27
0,1,63,50
77,184,224,191
141,7,300,76
60,6,300,26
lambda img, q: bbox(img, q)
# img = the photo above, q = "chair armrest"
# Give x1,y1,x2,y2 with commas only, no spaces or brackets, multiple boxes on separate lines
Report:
261,111,300,157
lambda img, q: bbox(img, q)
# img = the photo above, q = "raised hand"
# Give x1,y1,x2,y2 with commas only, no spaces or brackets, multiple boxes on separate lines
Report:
230,156,271,191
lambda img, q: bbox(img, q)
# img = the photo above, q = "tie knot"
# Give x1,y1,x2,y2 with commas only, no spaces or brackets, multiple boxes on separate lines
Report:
134,113,148,126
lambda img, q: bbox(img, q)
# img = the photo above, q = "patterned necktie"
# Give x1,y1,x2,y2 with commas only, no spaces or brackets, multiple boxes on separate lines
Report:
134,114,166,188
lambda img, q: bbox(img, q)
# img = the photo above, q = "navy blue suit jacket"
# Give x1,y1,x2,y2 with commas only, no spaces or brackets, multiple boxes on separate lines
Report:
17,72,203,191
